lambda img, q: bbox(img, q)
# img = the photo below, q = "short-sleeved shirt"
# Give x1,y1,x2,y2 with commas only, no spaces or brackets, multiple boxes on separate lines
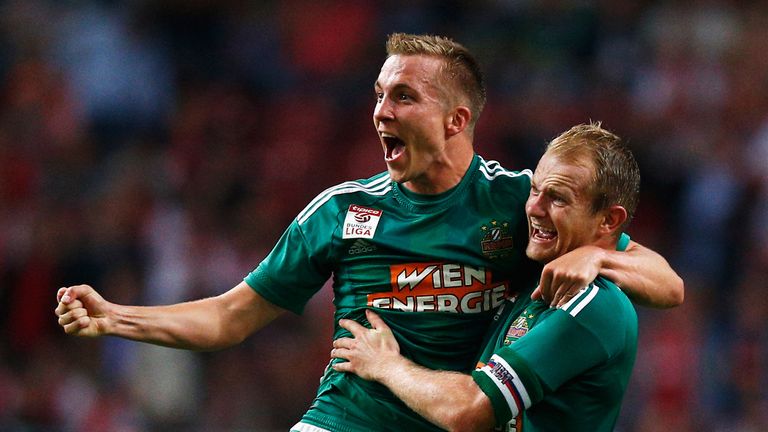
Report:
472,266,638,431
246,155,540,431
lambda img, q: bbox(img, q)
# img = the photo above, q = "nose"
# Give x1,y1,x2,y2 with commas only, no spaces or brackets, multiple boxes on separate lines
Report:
526,192,546,218
373,96,394,124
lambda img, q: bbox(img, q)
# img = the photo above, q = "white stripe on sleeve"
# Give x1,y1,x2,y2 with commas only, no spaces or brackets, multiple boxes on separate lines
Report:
565,284,599,317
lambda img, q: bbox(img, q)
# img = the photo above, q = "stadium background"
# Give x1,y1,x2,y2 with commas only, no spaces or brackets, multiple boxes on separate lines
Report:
1,1,766,431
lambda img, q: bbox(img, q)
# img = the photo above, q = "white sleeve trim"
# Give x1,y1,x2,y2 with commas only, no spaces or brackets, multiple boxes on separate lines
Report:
560,284,599,317
291,421,333,432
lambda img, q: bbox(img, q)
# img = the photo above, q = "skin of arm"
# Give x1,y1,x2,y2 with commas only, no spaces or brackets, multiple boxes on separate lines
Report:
533,240,684,308
332,310,495,432
55,281,285,351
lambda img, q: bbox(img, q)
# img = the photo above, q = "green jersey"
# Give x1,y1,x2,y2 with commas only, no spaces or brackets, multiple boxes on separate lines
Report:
245,155,539,432
472,273,638,432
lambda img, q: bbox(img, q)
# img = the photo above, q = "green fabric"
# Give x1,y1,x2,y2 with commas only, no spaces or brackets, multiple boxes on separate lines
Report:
246,155,539,431
474,277,638,431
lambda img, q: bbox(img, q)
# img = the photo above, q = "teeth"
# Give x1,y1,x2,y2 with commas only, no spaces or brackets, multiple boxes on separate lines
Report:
531,222,555,234
380,132,397,138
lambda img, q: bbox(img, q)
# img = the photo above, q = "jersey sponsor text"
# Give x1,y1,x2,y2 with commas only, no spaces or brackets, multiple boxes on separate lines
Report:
367,263,507,313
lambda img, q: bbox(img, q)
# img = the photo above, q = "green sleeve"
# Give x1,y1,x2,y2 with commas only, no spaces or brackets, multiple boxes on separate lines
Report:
508,308,613,391
512,283,633,390
244,220,331,315
473,283,633,423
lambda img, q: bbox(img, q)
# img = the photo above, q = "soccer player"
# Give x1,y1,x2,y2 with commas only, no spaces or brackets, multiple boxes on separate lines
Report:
332,123,647,431
55,34,682,432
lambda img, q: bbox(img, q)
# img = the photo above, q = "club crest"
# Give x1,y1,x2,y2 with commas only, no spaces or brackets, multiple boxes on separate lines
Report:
503,313,530,345
481,220,514,259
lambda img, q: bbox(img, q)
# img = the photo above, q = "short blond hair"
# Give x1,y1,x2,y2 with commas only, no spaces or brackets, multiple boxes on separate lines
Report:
385,33,486,129
546,122,641,231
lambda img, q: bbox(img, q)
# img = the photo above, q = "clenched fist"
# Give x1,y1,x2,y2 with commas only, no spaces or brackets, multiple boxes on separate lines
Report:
55,285,111,337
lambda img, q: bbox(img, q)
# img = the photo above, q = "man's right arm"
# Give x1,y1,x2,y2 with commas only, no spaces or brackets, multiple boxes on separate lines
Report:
333,302,621,431
55,281,285,351
371,358,495,432
331,310,496,432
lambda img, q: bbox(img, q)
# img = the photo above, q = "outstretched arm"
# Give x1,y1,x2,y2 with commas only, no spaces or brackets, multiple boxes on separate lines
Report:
332,310,495,432
55,281,285,351
534,240,684,308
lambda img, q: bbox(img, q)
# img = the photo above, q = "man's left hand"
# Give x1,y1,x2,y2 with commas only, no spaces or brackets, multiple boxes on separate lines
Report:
331,309,401,381
532,245,604,307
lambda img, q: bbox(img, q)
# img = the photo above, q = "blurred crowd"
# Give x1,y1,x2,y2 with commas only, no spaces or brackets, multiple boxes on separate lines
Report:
0,0,767,431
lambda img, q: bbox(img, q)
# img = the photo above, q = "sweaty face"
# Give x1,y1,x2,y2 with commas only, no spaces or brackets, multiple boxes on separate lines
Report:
373,55,453,192
525,152,604,264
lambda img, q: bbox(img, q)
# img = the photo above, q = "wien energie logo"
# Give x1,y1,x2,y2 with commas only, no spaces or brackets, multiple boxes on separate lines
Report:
367,263,507,313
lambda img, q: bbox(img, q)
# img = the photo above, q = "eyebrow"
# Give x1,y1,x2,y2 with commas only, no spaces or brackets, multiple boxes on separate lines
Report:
532,180,575,196
374,81,415,92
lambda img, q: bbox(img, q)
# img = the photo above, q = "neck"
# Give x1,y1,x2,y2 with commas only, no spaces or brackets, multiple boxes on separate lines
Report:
403,137,475,195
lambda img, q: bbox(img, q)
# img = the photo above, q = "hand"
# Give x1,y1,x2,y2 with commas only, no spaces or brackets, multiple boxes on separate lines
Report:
531,245,604,307
331,309,401,381
55,285,111,337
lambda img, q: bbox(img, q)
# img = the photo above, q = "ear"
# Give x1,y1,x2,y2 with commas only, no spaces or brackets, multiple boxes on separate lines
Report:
599,205,628,236
445,106,472,137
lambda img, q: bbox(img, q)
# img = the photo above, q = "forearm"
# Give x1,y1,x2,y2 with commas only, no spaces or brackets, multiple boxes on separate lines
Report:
107,297,237,351
106,282,284,351
375,356,494,432
599,241,684,308
333,310,496,430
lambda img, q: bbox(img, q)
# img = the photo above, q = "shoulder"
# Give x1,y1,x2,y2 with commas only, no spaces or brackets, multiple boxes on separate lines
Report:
474,156,532,197
553,278,637,352
558,278,636,325
296,171,392,225
475,156,532,182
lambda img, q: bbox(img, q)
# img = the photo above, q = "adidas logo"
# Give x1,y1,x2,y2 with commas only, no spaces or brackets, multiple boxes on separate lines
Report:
348,239,376,255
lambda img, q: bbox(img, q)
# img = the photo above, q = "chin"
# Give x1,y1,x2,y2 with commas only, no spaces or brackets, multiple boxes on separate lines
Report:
526,246,555,264
385,169,404,183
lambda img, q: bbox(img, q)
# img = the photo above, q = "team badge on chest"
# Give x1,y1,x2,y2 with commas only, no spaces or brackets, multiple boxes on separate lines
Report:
481,219,514,259
343,204,382,239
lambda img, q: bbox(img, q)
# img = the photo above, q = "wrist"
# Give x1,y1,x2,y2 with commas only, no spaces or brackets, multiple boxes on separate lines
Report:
101,302,121,336
374,352,410,382
596,246,610,269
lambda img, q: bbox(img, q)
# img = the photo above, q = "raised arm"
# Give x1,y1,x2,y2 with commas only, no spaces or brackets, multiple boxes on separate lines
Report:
332,310,495,432
55,281,285,351
596,240,683,307
534,240,684,308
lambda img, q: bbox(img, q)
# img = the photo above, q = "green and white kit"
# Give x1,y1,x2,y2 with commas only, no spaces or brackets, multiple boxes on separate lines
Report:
473,234,637,432
245,155,538,432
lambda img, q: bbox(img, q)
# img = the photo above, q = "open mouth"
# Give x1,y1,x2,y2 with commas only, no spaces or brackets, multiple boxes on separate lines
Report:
531,222,557,241
381,133,406,161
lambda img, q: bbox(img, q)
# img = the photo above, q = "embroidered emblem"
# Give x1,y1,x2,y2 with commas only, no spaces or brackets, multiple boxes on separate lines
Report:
503,308,534,345
480,220,514,259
